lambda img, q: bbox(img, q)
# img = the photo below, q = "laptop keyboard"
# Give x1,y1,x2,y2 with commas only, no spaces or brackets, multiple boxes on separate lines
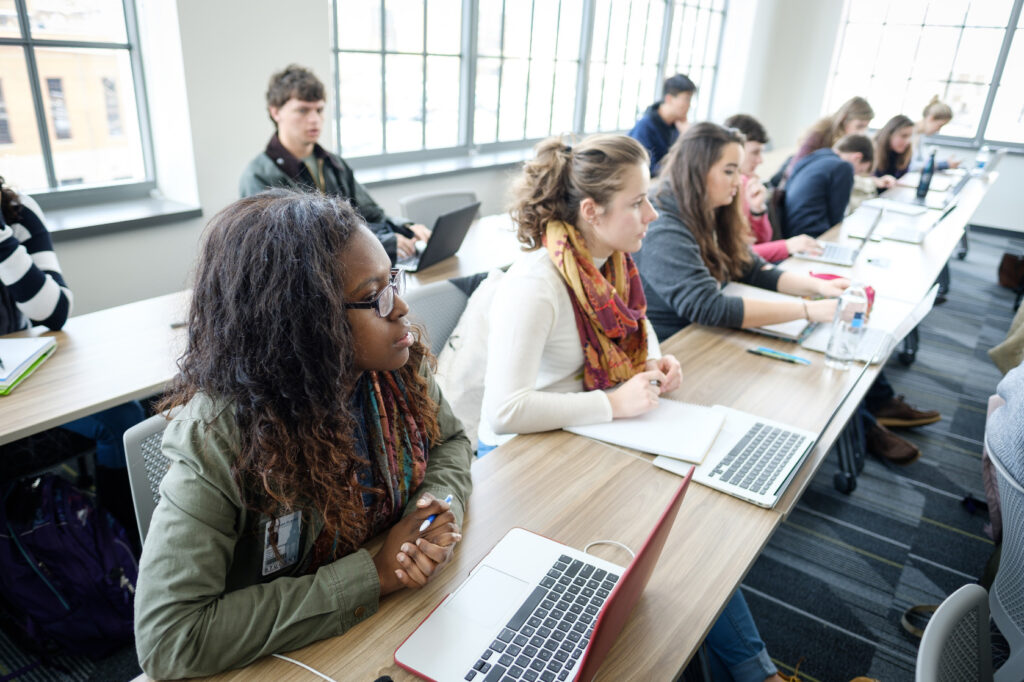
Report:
710,422,805,496
464,556,619,682
820,243,852,262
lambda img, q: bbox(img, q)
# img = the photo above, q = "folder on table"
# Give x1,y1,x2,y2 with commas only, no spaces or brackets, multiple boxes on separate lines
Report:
0,337,57,395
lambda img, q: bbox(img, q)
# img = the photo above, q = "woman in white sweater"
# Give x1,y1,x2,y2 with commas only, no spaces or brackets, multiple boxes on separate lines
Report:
480,135,797,682
479,134,682,450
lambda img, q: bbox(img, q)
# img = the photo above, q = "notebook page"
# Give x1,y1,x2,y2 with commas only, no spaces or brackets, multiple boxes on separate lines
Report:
565,399,726,464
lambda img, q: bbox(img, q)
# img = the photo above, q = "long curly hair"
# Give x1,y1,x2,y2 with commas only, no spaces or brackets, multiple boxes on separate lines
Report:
0,177,23,225
656,122,751,282
159,189,438,550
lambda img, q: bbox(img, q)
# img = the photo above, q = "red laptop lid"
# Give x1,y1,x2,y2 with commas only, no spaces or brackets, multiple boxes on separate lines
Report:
574,466,694,681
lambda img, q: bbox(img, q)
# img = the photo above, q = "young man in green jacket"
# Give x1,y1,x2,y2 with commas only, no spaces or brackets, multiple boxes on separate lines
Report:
239,64,430,262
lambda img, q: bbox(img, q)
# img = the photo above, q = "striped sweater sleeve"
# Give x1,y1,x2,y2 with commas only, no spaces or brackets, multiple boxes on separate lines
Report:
0,204,73,331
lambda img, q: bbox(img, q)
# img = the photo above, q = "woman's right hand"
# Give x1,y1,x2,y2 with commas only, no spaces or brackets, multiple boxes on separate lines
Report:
396,235,417,260
804,298,839,323
785,234,822,256
608,370,665,419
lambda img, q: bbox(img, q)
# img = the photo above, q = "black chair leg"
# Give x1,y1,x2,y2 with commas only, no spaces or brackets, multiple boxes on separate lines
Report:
899,327,920,366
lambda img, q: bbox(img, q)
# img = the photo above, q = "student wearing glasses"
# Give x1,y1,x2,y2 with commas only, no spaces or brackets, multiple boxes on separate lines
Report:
134,190,472,678
479,134,804,682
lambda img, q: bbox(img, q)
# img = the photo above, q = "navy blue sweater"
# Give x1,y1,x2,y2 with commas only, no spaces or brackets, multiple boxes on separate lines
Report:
782,148,853,238
628,104,678,176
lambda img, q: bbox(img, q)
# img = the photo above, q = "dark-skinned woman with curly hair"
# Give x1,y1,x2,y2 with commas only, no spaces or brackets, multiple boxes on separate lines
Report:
134,189,472,679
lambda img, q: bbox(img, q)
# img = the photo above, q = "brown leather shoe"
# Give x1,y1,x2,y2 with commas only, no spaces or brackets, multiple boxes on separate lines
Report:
871,394,941,428
865,422,921,464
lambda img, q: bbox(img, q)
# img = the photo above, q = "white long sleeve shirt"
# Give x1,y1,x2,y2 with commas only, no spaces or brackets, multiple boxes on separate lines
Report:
479,248,660,447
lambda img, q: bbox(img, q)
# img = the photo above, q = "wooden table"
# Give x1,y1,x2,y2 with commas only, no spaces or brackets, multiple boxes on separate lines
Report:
184,432,780,682
0,215,521,447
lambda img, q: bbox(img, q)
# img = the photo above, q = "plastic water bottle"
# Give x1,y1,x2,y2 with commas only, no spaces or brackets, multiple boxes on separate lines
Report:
974,146,992,174
825,285,868,370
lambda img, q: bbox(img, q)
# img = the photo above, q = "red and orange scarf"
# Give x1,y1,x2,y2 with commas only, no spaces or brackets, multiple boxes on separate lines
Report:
544,220,649,390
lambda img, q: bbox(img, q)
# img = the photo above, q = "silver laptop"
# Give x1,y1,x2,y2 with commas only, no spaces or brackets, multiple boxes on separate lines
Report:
396,201,481,272
654,408,816,507
882,170,971,210
885,198,959,244
395,472,692,682
795,208,885,266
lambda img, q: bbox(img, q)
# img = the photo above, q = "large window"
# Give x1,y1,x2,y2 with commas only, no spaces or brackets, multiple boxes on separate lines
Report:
0,0,151,193
825,0,1024,147
333,0,728,162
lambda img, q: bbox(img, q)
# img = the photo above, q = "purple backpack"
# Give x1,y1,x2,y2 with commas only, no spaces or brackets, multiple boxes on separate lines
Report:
0,474,138,658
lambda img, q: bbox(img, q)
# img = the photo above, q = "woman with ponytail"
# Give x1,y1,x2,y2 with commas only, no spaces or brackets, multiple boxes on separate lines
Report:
134,190,472,679
910,96,961,172
478,134,682,451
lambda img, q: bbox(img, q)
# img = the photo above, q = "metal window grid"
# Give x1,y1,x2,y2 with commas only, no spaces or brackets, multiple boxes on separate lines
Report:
332,0,728,164
826,0,1024,150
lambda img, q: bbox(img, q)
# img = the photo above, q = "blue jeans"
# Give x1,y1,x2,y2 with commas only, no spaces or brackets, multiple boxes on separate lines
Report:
61,401,145,469
705,591,777,682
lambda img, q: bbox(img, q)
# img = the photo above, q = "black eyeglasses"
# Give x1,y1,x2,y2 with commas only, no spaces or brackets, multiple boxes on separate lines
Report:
344,268,406,318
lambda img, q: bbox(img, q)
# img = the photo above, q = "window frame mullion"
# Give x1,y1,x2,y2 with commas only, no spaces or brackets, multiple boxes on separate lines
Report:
573,0,597,133
972,0,1023,147
14,0,58,189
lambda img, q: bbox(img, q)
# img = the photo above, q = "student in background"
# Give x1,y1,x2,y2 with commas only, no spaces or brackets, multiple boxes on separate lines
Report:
723,114,821,263
0,177,144,539
911,97,961,172
636,123,927,464
239,64,429,262
628,73,697,175
782,134,874,239
135,191,472,678
872,114,915,186
481,133,800,682
783,96,874,180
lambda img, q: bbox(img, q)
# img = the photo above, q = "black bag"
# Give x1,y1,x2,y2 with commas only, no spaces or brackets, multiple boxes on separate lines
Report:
998,252,1024,291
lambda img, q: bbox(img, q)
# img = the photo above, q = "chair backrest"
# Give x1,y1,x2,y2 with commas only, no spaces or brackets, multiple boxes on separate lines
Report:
403,280,470,356
986,442,1024,681
916,583,993,682
398,191,478,230
123,410,177,545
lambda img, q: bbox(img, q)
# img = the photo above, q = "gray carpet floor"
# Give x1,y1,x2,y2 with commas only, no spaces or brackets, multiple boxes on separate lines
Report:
743,228,1020,682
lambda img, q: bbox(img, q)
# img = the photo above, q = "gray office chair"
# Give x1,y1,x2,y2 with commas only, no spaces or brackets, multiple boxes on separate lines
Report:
398,191,478,230
987,441,1024,682
916,583,993,682
123,409,179,545
403,279,470,356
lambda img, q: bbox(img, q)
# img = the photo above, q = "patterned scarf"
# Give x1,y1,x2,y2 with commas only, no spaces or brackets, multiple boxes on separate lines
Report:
544,220,649,390
308,369,429,568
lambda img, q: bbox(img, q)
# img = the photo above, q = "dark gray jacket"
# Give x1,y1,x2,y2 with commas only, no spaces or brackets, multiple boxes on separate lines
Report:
635,188,783,340
239,135,411,262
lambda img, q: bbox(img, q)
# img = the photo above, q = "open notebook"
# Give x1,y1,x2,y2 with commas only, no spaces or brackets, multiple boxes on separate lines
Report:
721,282,815,342
565,399,726,464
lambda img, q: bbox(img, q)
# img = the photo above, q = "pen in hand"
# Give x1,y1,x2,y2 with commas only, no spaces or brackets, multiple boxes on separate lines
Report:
419,494,454,532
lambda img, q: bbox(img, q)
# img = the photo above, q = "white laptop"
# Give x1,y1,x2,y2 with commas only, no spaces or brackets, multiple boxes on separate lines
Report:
396,471,693,682
881,170,971,210
884,199,959,244
794,208,885,266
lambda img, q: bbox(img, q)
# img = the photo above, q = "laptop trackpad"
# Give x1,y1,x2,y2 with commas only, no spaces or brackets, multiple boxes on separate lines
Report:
446,565,530,628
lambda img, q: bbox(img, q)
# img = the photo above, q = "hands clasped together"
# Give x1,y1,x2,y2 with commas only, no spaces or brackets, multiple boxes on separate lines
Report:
374,493,461,595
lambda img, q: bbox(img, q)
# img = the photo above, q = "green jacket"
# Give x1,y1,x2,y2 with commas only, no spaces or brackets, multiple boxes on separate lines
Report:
238,135,410,262
134,369,473,679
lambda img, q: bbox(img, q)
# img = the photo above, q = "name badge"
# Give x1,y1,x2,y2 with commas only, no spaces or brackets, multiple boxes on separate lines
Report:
262,511,302,576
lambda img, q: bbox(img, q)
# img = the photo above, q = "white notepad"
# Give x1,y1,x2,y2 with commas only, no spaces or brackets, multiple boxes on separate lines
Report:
565,399,727,464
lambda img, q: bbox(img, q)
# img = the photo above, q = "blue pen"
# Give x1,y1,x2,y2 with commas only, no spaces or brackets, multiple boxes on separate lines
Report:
419,494,454,532
747,346,812,366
